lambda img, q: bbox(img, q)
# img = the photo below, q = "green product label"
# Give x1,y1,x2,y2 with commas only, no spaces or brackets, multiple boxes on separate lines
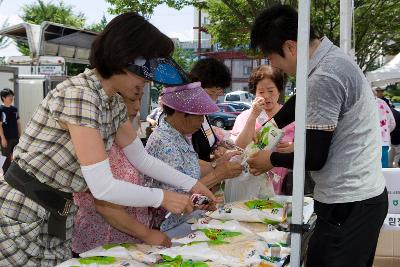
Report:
198,228,241,241
152,255,209,267
78,256,116,264
245,199,283,210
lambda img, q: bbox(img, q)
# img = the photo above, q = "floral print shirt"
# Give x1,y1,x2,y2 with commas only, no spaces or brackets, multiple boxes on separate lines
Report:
145,116,201,231
376,97,396,146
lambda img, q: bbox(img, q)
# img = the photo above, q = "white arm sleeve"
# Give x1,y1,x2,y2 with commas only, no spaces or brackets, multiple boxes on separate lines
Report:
123,137,197,191
81,159,164,208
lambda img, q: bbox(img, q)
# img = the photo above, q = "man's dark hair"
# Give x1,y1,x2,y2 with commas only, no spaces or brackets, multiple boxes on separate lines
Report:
190,58,231,89
248,65,287,95
250,4,318,57
1,88,14,102
90,12,174,79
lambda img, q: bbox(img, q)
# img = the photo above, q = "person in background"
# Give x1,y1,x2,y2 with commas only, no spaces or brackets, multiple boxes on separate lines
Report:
147,95,163,126
389,106,400,167
248,5,387,267
231,65,294,195
72,96,171,256
0,88,21,174
375,87,393,107
189,58,243,186
375,94,396,168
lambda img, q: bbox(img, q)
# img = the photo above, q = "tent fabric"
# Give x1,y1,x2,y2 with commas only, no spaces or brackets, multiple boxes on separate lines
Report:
366,53,400,86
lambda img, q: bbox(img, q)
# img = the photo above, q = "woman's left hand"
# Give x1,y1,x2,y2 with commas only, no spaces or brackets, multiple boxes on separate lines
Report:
276,141,294,153
191,181,221,203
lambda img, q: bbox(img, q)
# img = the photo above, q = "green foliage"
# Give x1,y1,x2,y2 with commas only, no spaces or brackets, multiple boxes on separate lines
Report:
105,0,195,18
172,46,197,73
107,0,400,72
0,0,11,50
87,15,108,33
18,0,87,56
391,96,400,103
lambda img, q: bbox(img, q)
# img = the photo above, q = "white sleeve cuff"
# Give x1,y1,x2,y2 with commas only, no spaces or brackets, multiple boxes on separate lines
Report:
81,159,164,208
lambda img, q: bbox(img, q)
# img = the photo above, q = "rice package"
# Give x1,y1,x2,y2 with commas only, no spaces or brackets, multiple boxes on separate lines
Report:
191,217,253,234
254,121,285,151
173,228,251,246
207,199,287,224
154,240,269,267
270,195,314,224
257,230,290,246
79,243,160,264
56,256,148,267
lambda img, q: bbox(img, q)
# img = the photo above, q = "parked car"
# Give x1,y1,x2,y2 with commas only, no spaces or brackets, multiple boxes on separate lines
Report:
224,91,254,103
222,102,251,112
217,103,241,116
208,112,237,129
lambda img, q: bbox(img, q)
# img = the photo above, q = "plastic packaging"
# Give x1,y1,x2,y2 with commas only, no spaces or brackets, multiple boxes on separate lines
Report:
191,217,253,234
207,199,287,224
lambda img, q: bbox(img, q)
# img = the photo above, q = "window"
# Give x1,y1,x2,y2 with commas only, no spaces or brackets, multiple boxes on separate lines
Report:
226,94,240,101
243,66,252,75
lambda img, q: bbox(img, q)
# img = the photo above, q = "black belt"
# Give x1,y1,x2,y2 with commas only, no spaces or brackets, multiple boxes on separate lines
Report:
4,161,73,240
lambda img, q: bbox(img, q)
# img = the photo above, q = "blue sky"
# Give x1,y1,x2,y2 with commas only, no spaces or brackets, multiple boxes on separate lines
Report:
0,0,195,56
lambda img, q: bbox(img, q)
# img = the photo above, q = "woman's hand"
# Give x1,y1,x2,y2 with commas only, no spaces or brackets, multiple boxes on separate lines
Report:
161,191,193,214
191,181,219,203
250,97,266,119
276,141,294,153
216,150,242,164
142,229,172,247
214,161,243,180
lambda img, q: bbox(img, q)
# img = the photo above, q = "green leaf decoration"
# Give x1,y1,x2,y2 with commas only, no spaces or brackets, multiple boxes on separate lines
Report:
78,256,116,264
245,199,283,210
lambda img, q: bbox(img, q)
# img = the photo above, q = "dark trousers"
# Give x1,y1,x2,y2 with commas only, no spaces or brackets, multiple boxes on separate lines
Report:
306,188,388,267
1,138,18,174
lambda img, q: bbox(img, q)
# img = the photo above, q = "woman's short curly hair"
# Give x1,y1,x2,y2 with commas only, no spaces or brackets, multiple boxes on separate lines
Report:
90,12,174,79
248,65,287,95
190,58,231,89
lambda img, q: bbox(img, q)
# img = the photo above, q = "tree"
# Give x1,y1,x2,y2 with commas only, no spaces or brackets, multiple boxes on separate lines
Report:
18,0,88,75
106,0,400,72
0,0,11,50
87,15,108,33
172,46,197,73
18,0,86,56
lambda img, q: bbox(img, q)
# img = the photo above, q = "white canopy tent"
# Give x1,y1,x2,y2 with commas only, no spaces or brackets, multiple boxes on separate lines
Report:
366,53,400,87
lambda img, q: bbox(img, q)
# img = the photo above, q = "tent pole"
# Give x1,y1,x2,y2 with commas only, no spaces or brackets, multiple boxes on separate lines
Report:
290,0,310,266
340,0,353,55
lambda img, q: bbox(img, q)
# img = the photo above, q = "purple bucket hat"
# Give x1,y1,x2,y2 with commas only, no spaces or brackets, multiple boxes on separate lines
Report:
161,82,219,115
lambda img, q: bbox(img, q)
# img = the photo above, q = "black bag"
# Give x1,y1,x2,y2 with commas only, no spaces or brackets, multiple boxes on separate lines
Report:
282,170,315,196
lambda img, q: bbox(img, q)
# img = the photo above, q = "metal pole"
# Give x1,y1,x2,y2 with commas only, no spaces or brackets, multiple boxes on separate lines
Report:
290,0,311,266
197,8,202,59
340,0,353,55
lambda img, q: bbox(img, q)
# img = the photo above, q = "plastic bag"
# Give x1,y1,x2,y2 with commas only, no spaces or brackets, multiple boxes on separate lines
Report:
56,257,148,267
207,199,287,224
191,217,253,234
172,228,243,245
79,243,160,264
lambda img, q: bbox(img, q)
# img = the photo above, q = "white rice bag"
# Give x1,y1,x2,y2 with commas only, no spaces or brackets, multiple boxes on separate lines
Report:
56,257,148,267
207,199,287,224
191,217,253,234
257,229,290,245
79,243,159,264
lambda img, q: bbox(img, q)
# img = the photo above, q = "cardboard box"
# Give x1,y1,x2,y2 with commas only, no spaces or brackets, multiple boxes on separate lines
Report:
374,230,400,266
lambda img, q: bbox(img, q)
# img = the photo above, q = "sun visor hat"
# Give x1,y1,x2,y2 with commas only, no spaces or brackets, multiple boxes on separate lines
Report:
126,57,191,86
